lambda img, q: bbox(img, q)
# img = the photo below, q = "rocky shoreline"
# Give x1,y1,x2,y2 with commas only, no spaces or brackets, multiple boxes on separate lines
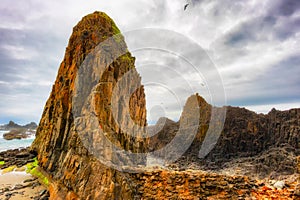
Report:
0,176,49,200
0,148,36,169
3,129,35,141
1,148,299,199
131,168,300,199
0,148,49,200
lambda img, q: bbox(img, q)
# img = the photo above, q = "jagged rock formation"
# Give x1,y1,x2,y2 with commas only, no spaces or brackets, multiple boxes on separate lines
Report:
31,11,299,199
148,117,179,152
0,121,37,130
1,121,37,140
31,12,147,199
23,122,38,130
151,94,299,179
209,106,299,161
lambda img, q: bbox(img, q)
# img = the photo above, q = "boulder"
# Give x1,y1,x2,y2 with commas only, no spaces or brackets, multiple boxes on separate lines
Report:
3,129,27,140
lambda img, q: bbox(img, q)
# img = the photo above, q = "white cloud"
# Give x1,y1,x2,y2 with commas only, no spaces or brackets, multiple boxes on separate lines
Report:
1,44,37,60
245,102,300,114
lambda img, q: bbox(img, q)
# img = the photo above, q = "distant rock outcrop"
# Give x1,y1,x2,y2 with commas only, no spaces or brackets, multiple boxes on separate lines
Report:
0,121,37,130
6,121,21,129
3,129,28,140
23,122,38,130
155,93,299,178
1,121,37,140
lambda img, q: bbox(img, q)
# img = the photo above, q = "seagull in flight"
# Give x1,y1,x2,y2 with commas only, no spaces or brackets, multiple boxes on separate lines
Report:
184,3,189,10
184,0,200,11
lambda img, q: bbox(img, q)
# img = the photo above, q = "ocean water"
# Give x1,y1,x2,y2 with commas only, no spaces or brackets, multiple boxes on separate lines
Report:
0,130,35,152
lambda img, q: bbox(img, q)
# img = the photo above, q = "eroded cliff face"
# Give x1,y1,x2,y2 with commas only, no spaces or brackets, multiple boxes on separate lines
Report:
31,11,147,199
209,106,299,160
151,94,299,178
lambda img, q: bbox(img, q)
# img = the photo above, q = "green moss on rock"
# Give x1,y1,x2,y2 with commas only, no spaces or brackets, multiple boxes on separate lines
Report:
84,11,120,35
29,167,49,186
2,165,17,174
26,157,49,186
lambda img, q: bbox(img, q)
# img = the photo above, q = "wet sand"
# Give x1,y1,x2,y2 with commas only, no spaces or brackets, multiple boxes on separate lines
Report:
0,171,47,200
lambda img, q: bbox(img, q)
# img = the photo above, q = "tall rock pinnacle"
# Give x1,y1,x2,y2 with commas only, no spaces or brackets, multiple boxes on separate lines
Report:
32,11,147,199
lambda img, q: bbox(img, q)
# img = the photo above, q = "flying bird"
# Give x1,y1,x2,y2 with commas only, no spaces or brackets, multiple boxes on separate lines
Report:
184,3,189,10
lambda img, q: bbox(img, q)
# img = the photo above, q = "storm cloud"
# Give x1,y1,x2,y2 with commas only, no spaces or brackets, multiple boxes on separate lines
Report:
0,0,299,124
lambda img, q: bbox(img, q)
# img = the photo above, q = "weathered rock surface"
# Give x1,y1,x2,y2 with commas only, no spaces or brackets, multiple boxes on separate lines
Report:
132,169,257,199
30,11,300,200
130,168,298,199
206,106,299,162
0,148,36,169
151,94,299,179
148,117,179,152
31,11,147,199
147,94,299,198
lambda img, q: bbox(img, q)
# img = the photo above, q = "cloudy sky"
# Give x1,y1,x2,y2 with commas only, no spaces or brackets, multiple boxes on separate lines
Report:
0,0,299,124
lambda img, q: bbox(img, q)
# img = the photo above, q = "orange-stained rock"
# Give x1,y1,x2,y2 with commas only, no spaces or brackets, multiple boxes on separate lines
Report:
31,11,147,199
30,11,300,200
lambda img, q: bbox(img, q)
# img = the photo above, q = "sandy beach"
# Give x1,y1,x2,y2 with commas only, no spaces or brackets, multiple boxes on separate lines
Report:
0,171,47,200
0,148,49,200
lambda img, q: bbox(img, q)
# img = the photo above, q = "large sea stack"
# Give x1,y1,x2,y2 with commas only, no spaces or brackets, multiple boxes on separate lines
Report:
32,12,147,199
